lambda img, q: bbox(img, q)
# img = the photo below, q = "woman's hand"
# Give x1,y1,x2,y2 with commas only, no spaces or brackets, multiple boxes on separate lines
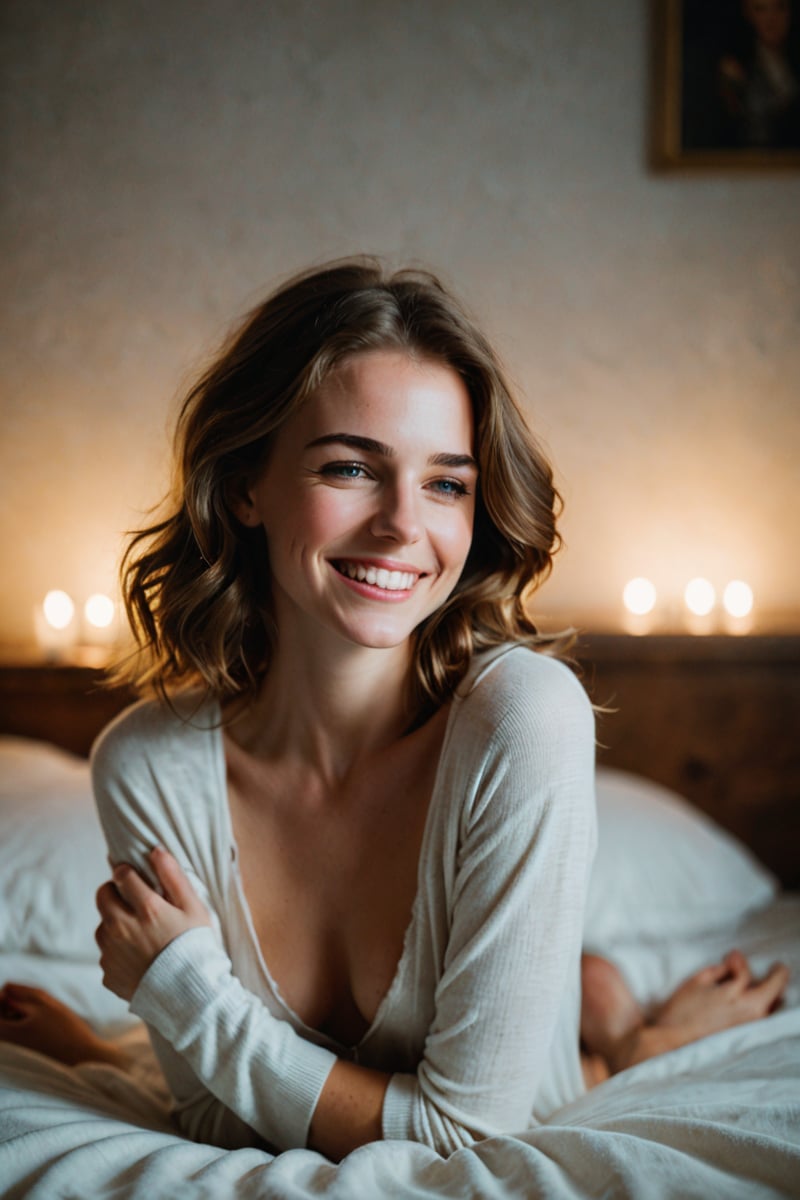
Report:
95,847,211,1002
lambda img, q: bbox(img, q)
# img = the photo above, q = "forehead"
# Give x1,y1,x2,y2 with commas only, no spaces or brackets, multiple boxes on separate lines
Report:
290,350,475,449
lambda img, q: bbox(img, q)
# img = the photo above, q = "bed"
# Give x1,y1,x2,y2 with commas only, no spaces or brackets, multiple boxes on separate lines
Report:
0,636,798,1199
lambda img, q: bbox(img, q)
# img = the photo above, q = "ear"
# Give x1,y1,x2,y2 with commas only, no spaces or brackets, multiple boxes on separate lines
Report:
226,476,261,528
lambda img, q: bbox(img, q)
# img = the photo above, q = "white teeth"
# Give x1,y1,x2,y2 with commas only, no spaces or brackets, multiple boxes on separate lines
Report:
338,562,416,591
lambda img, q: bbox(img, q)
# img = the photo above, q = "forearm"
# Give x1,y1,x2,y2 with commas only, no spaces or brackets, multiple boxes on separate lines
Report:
144,1023,267,1150
308,1059,391,1161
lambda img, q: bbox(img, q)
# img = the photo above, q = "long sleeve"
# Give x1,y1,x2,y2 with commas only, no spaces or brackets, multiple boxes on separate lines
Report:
379,650,596,1153
129,928,337,1150
90,696,314,1151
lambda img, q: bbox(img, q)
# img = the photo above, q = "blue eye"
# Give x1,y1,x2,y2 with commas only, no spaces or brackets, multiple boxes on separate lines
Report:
431,478,469,497
320,462,369,479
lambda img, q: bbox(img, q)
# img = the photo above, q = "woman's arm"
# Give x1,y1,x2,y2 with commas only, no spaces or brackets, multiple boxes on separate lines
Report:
91,702,287,1151
98,849,377,1158
96,653,596,1158
380,655,596,1147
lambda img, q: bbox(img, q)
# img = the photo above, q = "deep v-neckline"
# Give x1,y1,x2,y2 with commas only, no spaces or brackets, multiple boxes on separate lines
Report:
209,695,460,1054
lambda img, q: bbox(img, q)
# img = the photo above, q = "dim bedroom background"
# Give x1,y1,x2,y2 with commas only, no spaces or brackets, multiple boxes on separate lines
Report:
1,0,799,1197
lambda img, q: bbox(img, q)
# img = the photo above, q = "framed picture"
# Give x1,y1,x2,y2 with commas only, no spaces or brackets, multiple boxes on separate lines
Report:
654,0,800,168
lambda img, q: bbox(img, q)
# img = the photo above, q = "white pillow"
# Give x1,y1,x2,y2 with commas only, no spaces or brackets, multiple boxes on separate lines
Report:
0,736,109,960
585,767,778,948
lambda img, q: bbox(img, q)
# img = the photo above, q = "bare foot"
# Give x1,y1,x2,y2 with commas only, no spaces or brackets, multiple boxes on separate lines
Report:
0,982,127,1068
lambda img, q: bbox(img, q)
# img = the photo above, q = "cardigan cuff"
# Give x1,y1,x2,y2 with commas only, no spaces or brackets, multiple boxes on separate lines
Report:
130,926,228,1025
381,1071,418,1141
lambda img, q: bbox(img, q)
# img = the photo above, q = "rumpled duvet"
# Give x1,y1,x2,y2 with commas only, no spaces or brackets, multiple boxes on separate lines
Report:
1,1006,799,1199
2,898,799,1199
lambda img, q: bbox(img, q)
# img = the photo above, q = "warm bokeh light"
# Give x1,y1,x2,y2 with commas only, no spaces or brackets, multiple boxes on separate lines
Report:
723,580,754,619
84,593,115,629
623,577,657,616
42,589,75,630
684,578,716,617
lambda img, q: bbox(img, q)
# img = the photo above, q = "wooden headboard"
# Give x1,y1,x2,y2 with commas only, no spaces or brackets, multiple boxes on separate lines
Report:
1,634,798,886
579,634,799,889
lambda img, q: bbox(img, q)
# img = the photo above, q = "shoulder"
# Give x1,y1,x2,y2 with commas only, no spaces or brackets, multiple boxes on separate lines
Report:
443,645,596,842
91,692,219,789
456,644,593,746
90,692,223,873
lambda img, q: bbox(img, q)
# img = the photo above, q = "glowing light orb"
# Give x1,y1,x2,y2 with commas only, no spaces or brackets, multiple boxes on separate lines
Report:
42,590,75,630
623,578,657,616
684,578,716,617
723,580,753,619
85,593,115,629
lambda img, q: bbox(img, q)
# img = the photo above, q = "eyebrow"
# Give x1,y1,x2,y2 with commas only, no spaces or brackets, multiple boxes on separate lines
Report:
305,433,478,470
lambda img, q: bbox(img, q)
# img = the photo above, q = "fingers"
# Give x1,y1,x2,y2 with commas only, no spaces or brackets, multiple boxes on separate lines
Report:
149,847,204,916
751,962,790,1013
97,861,164,927
95,849,210,972
722,949,751,987
682,950,766,997
702,952,789,1016
691,962,730,987
99,849,197,916
95,878,132,919
112,863,161,914
695,950,752,992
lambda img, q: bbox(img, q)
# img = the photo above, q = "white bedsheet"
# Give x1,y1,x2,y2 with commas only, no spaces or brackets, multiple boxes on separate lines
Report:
1,897,799,1199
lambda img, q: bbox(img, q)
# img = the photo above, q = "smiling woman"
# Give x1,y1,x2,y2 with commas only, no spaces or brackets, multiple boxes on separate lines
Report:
230,351,478,655
118,258,563,717
0,258,787,1164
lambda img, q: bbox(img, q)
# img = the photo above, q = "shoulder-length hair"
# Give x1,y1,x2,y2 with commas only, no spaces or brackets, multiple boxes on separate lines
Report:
119,257,570,717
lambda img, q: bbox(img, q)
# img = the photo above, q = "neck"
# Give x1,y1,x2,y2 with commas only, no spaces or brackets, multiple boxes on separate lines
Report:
227,627,417,784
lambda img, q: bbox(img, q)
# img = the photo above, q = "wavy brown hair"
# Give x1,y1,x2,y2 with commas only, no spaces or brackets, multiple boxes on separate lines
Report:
119,257,570,716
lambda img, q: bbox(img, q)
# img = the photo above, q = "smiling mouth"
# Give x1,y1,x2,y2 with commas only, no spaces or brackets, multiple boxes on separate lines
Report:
332,561,421,592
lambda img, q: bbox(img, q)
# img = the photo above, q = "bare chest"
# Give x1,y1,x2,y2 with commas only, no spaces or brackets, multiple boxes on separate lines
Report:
224,728,444,1046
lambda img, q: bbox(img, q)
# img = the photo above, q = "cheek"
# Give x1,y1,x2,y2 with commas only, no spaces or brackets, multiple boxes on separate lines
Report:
435,504,476,569
267,488,365,555
302,490,366,542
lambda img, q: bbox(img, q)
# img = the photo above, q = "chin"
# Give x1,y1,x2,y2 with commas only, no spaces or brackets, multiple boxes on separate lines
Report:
344,627,415,651
331,613,421,651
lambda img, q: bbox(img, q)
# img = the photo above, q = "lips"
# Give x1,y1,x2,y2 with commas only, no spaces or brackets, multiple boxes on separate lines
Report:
332,560,421,592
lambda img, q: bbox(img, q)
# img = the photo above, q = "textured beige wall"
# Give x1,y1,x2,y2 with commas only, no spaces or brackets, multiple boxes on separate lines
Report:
2,0,799,648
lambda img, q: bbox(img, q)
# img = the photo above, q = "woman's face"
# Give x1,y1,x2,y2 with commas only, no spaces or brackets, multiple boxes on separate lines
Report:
237,349,478,653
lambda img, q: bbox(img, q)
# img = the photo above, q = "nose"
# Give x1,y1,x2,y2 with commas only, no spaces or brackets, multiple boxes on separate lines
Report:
370,478,422,544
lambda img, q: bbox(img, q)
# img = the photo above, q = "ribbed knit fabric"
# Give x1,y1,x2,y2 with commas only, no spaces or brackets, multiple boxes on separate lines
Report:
92,644,596,1156
130,926,336,1150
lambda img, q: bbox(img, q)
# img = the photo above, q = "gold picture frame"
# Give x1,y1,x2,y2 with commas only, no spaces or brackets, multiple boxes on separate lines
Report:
653,0,800,169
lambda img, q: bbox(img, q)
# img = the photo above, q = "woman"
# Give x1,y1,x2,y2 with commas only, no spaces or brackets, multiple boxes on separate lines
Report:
0,259,788,1161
